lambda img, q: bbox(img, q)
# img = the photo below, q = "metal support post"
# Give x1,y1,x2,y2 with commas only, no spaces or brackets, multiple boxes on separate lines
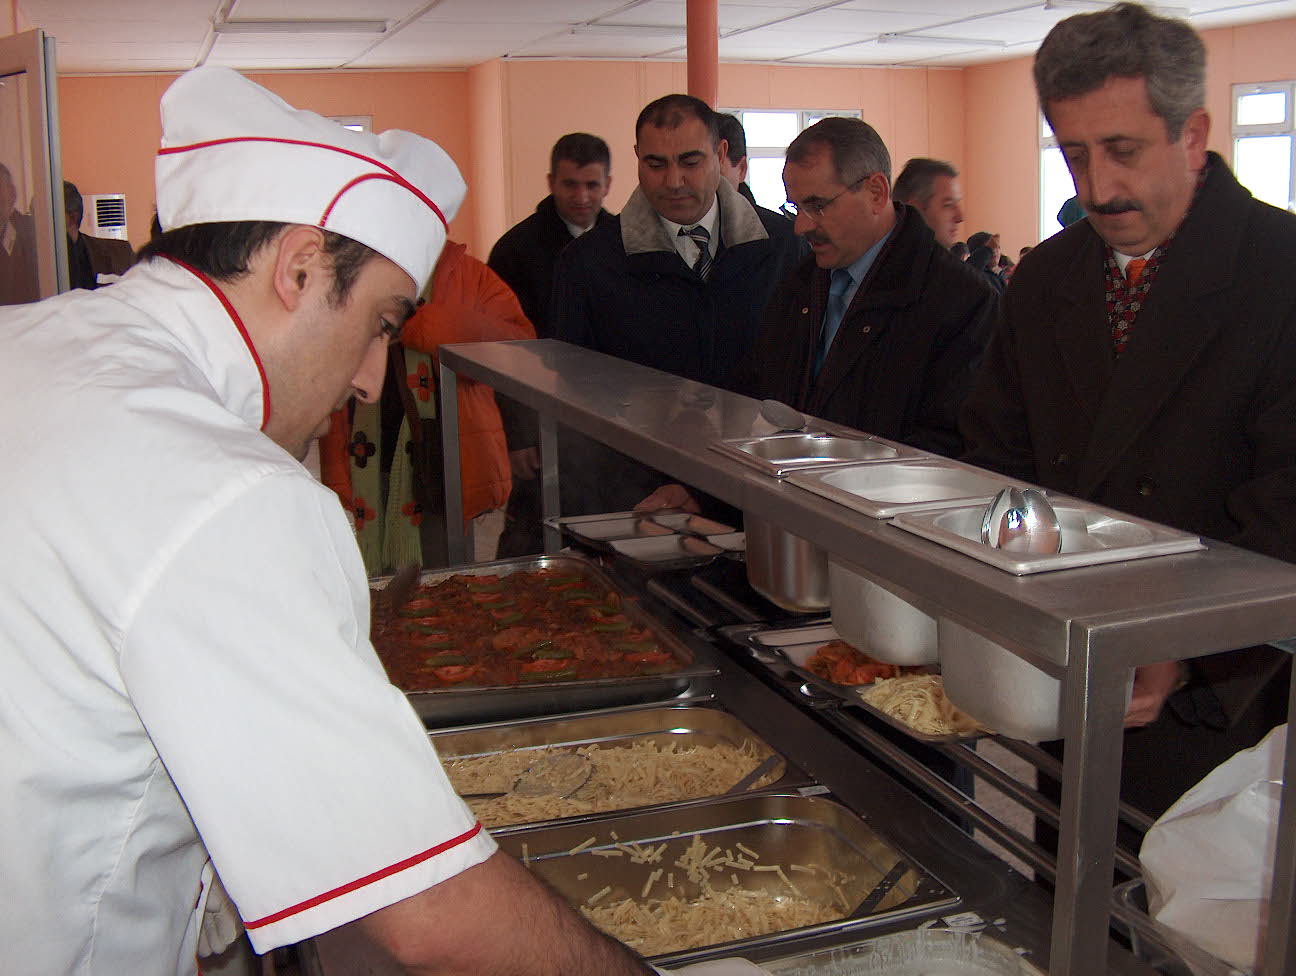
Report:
539,414,561,554
439,363,466,565
1049,627,1131,975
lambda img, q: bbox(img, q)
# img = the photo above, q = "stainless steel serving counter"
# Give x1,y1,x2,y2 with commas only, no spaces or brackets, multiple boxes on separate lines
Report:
438,338,1296,976
303,652,1156,975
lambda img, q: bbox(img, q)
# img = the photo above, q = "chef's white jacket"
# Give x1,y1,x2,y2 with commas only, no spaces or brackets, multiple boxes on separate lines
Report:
0,259,496,975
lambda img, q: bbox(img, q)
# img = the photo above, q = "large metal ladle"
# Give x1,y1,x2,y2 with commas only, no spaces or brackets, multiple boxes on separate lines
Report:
981,487,1063,554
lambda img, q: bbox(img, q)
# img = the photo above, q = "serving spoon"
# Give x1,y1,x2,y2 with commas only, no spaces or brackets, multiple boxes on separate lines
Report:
981,487,1063,554
760,399,809,433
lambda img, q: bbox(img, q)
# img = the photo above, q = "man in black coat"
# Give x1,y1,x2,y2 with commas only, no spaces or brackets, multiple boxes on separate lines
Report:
553,95,798,385
538,95,799,525
488,133,615,556
960,2,1295,819
729,117,997,458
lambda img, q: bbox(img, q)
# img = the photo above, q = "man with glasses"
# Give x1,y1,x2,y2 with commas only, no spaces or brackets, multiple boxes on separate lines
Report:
729,117,997,457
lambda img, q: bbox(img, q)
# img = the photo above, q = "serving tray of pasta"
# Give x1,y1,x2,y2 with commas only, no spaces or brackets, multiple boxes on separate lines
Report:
727,623,991,744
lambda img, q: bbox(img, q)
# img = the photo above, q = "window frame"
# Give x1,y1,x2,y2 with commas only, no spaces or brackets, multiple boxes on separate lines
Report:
1231,81,1296,212
719,108,863,211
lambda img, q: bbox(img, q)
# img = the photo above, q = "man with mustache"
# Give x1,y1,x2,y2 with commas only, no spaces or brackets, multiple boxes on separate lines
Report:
727,117,997,458
960,2,1296,819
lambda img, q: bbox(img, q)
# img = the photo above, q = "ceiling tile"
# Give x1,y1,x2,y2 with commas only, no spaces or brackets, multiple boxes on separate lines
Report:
230,0,418,16
419,0,627,24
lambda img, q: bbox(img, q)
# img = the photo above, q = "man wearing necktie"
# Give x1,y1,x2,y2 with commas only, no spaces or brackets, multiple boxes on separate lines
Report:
728,117,998,459
545,95,800,524
960,2,1296,822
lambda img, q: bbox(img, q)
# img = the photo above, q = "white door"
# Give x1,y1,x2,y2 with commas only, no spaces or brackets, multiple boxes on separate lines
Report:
0,28,63,306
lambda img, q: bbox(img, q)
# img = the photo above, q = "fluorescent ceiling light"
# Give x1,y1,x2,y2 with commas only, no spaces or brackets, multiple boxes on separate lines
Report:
878,32,1006,48
213,20,389,35
575,23,687,37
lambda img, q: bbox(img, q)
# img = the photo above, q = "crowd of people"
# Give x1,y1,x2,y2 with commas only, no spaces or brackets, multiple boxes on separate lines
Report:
1,2,1294,975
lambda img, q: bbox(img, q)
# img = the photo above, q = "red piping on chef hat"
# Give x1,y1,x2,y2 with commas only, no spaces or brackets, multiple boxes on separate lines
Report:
155,66,465,290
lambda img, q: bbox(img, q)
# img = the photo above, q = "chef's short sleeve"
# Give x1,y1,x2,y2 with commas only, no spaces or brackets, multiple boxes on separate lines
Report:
120,470,496,951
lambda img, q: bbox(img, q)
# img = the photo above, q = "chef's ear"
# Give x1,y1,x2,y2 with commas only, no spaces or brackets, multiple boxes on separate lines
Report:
270,224,328,312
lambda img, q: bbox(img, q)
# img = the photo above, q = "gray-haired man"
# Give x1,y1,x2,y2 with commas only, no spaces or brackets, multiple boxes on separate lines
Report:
960,1,1296,819
892,158,965,249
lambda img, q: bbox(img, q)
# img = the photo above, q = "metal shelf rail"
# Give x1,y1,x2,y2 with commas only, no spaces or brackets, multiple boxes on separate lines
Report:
438,339,1296,976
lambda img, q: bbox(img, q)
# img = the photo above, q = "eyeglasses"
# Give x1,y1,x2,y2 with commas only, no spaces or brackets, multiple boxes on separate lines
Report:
785,175,869,220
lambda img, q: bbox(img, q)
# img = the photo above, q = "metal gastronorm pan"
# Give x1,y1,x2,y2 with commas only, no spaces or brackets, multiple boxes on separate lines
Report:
495,792,958,968
430,703,807,831
370,553,718,727
733,623,980,745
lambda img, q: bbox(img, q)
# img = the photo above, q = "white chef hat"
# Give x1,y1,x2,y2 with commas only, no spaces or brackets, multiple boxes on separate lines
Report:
155,66,465,289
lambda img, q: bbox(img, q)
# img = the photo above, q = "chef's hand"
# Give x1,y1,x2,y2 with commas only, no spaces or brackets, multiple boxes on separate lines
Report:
196,867,243,958
509,447,541,480
635,484,701,514
1125,661,1189,728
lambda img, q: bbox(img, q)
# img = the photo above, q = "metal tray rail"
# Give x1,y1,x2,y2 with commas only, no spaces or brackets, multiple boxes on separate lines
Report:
428,703,811,832
494,792,959,968
732,622,981,745
763,928,1047,975
370,553,719,727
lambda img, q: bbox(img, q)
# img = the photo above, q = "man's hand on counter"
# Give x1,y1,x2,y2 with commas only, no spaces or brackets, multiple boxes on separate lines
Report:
510,447,542,481
355,850,656,975
1125,660,1190,728
635,484,701,514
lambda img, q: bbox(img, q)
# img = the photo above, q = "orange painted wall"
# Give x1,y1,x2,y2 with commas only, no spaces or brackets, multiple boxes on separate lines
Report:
57,70,473,253
486,59,965,252
962,15,1296,259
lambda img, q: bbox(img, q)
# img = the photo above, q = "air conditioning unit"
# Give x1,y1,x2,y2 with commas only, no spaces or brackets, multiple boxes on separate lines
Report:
87,194,128,241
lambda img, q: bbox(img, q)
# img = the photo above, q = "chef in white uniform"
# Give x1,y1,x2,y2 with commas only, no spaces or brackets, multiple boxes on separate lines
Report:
0,66,685,976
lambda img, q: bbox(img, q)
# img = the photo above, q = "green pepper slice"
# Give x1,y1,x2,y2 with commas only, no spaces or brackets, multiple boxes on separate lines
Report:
425,653,470,667
397,606,450,618
592,619,631,633
492,611,525,626
406,623,453,636
532,646,574,660
559,589,598,601
519,668,578,682
466,581,505,592
542,575,583,586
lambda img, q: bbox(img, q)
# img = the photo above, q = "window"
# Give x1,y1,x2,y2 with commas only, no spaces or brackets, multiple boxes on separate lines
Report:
1039,113,1075,242
721,109,862,211
1232,83,1295,212
329,115,372,133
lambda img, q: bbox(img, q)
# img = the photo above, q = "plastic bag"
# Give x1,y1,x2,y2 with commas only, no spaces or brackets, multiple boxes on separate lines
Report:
1140,723,1286,974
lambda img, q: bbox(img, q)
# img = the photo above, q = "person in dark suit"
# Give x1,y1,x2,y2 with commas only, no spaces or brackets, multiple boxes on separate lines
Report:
960,1,1295,819
0,162,39,306
488,134,616,557
64,181,133,290
727,117,998,458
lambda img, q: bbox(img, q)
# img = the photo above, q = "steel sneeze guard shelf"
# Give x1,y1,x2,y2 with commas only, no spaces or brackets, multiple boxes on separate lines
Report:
437,339,1296,976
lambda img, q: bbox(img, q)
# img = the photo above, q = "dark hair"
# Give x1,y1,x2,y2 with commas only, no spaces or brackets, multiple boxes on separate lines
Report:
715,113,746,165
549,132,611,175
968,245,995,272
1034,2,1205,141
892,158,958,207
63,180,84,223
635,94,719,148
138,221,377,308
786,117,891,186
966,230,993,252
950,241,969,259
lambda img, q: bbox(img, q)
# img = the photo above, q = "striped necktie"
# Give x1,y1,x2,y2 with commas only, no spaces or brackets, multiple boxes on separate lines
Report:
679,225,712,279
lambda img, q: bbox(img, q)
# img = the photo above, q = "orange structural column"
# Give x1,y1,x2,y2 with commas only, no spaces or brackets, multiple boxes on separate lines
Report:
687,0,719,108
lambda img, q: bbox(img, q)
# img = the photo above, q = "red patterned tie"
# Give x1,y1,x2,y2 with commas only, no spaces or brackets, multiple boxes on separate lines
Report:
1125,257,1148,287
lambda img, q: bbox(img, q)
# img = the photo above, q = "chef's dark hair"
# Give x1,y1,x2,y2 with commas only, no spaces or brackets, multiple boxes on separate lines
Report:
138,221,376,307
